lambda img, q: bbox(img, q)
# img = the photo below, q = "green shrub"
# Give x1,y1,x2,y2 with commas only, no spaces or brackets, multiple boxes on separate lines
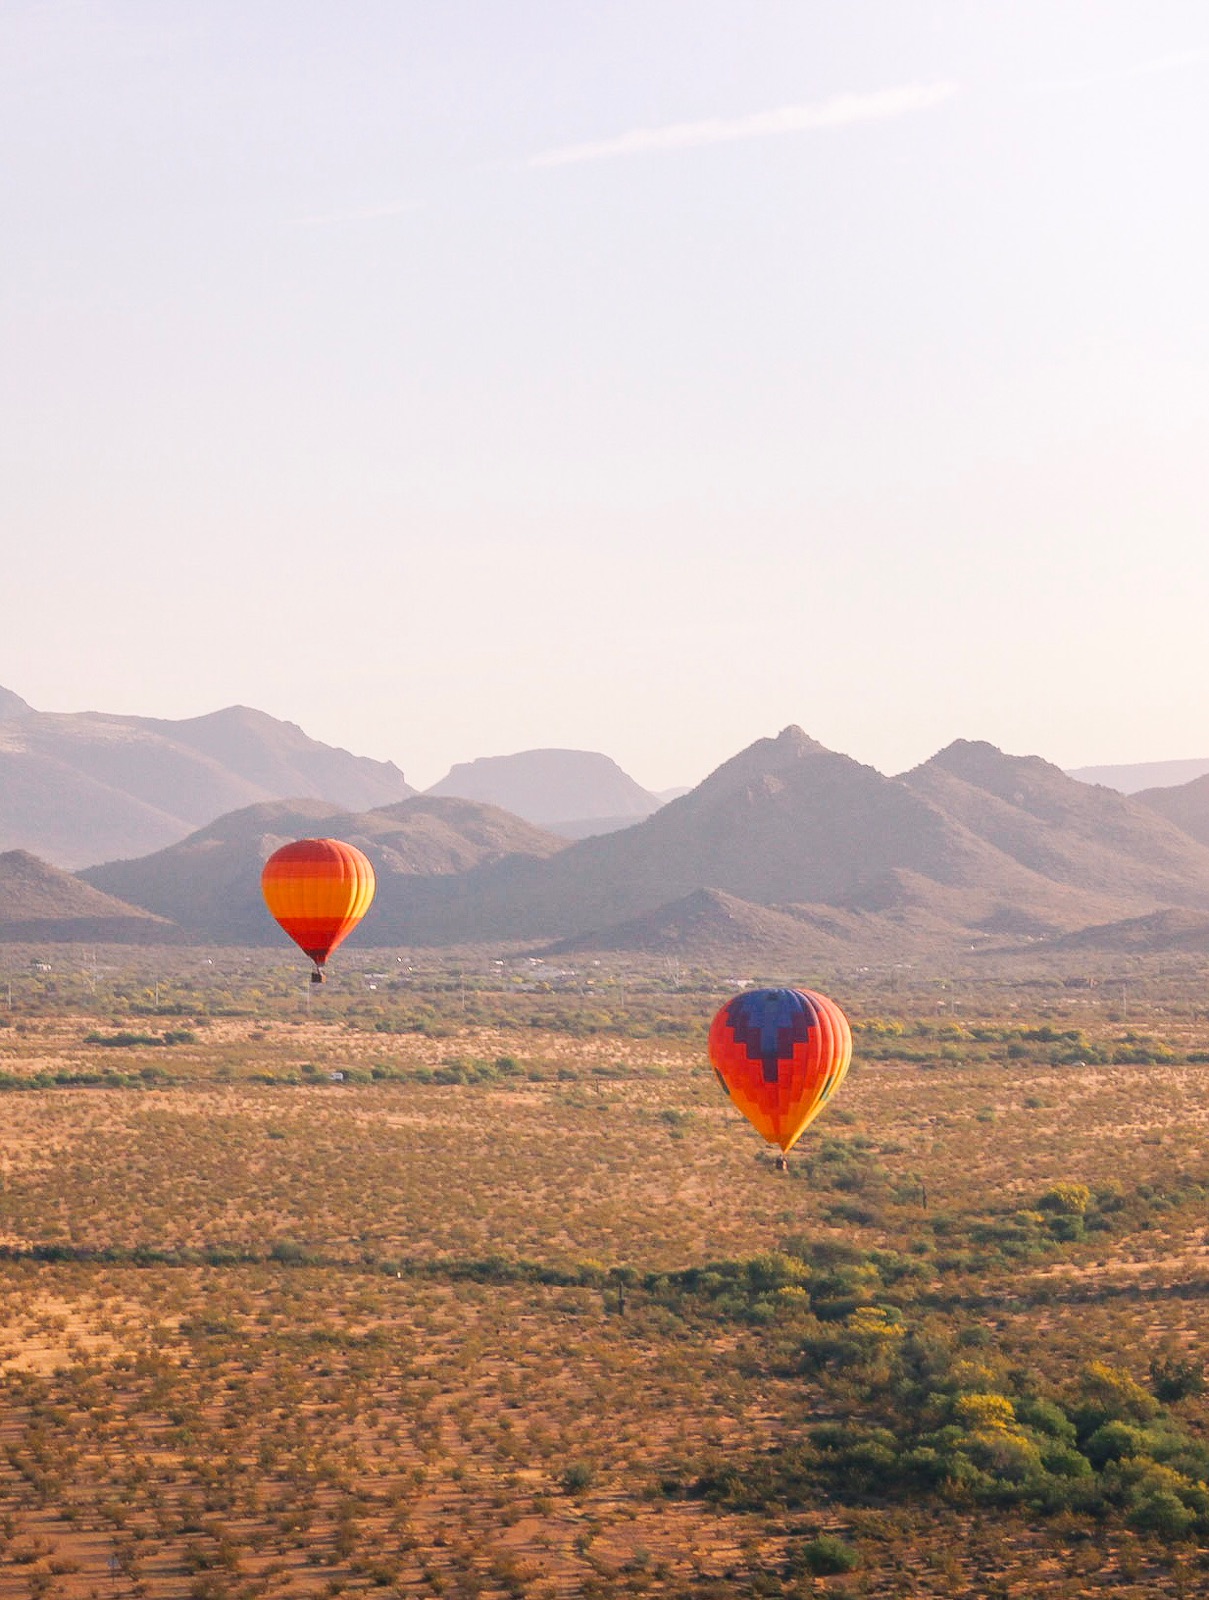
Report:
1127,1487,1196,1539
1038,1183,1091,1215
1015,1397,1077,1442
269,1240,316,1266
1150,1354,1205,1403
791,1535,858,1576
1048,1214,1085,1242
1074,1362,1160,1432
1036,1440,1094,1481
1082,1421,1152,1469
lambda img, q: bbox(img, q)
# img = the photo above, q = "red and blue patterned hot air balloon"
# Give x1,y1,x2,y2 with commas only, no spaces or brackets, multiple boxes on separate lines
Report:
708,987,852,1153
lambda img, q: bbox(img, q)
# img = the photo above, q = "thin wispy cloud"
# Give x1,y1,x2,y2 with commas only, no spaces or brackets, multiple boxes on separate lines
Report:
527,81,959,169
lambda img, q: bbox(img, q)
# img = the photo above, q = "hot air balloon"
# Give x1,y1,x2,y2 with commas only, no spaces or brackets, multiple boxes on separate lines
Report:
261,839,376,982
708,987,852,1162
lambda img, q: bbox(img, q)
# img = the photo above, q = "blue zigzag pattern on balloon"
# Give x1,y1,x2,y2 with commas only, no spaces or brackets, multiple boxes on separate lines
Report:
723,988,815,1083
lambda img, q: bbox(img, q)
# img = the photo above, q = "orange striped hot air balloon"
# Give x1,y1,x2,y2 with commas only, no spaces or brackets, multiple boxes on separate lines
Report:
261,839,376,982
708,987,852,1161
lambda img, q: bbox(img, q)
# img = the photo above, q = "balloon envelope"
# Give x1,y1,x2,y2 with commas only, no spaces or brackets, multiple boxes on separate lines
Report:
261,838,376,968
708,987,852,1152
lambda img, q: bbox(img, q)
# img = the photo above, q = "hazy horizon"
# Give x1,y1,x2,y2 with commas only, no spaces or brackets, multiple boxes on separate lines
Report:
5,2,1208,790
8,678,1209,800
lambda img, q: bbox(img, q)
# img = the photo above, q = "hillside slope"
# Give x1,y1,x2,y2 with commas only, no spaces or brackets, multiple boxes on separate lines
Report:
0,686,33,719
58,725,1209,959
0,694,413,868
544,888,855,966
135,706,413,814
0,849,172,942
391,729,1209,948
1052,908,1209,954
82,796,567,944
1132,771,1209,849
902,741,1209,911
386,728,1151,946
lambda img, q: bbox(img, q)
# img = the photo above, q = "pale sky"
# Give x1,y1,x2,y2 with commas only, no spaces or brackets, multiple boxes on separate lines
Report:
4,2,1209,790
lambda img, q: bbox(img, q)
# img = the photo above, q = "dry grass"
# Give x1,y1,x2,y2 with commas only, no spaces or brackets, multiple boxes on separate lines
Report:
0,953,1207,1596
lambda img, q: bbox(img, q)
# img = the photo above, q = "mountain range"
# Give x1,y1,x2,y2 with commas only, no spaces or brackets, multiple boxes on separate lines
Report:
58,724,1209,966
0,686,678,867
0,692,413,868
11,680,1209,963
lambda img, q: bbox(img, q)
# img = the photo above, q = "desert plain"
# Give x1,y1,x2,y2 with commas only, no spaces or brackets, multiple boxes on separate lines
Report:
0,945,1207,1598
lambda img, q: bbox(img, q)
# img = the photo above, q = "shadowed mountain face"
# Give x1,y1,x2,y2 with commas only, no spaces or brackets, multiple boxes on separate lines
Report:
0,694,414,869
1132,771,1209,849
541,813,663,841
51,724,1209,959
900,741,1209,911
136,706,413,813
1052,908,1209,954
398,729,1209,947
0,686,33,719
543,888,856,965
426,749,661,831
81,796,568,945
0,849,171,943
423,727,1198,946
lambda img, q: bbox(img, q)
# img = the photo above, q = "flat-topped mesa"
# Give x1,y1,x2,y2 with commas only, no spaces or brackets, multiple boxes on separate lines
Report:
427,747,660,827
